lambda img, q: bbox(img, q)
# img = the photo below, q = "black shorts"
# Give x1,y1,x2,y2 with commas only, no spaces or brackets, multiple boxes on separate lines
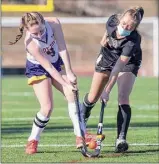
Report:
95,53,140,76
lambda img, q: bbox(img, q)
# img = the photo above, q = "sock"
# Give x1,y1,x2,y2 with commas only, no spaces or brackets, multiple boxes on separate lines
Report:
82,93,96,123
117,104,131,140
28,112,49,141
68,102,84,137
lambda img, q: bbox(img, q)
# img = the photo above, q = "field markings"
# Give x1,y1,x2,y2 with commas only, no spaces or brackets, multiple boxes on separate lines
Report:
1,143,159,148
2,115,158,121
2,91,158,97
2,92,34,96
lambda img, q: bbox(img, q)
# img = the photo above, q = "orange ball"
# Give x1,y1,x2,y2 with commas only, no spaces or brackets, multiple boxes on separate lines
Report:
88,140,97,149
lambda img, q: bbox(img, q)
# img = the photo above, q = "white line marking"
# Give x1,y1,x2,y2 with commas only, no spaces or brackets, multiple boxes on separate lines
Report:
1,143,159,148
2,104,158,111
2,115,158,121
2,106,158,112
2,92,34,96
2,108,67,112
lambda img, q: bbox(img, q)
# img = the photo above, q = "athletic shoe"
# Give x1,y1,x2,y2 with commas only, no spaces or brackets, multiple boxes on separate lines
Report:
76,136,85,149
85,132,105,146
115,138,128,153
25,140,38,154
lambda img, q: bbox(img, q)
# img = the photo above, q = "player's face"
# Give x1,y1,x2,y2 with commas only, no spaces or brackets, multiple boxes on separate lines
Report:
27,23,46,38
120,13,136,31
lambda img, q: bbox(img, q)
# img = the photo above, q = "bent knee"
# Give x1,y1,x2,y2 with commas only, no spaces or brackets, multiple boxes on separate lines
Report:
40,102,53,117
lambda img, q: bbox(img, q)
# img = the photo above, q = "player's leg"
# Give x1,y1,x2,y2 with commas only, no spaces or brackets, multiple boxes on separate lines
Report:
26,78,53,154
51,69,85,148
115,72,136,152
82,52,111,123
82,71,110,123
52,76,98,146
25,61,53,154
82,71,110,144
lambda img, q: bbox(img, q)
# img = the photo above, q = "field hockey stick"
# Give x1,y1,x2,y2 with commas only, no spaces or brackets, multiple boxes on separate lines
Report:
73,90,101,158
92,99,106,157
83,99,106,157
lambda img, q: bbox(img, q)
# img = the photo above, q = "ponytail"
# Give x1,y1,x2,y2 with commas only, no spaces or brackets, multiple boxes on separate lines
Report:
135,6,144,20
9,19,24,45
9,12,45,45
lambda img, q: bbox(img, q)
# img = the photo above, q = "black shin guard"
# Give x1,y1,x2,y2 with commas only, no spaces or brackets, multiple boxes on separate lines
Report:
117,104,131,139
82,93,96,123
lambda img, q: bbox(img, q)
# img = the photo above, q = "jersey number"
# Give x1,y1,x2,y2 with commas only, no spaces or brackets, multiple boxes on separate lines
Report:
46,47,55,57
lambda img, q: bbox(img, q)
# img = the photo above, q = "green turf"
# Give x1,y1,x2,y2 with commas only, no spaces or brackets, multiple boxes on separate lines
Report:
1,76,159,163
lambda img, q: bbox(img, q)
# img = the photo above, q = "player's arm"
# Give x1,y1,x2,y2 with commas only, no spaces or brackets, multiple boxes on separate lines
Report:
47,17,73,75
27,40,68,87
105,41,135,93
100,31,109,47
105,55,131,93
100,15,116,48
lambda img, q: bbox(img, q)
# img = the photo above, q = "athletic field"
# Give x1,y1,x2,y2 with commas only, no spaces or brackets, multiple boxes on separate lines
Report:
2,76,159,163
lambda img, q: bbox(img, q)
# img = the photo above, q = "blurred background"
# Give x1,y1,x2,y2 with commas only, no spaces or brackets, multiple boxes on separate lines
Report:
1,0,158,77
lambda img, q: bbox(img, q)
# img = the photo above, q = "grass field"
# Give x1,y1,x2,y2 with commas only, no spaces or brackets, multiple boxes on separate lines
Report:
1,76,159,163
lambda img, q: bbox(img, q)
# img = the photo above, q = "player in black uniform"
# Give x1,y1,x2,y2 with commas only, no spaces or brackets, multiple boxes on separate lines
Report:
82,6,144,152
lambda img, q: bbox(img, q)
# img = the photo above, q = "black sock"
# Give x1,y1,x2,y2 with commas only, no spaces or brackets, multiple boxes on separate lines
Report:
117,104,131,140
82,93,96,123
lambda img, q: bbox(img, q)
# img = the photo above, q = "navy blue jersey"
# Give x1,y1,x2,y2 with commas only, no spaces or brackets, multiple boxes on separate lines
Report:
101,14,142,66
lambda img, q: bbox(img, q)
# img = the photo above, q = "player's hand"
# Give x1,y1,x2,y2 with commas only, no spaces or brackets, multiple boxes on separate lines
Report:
67,71,77,85
66,83,77,91
100,90,110,103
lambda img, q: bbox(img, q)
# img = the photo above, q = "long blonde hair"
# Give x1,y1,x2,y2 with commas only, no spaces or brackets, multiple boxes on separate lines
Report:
9,12,44,45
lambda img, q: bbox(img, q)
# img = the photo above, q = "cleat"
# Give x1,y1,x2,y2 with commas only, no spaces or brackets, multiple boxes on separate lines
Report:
115,138,128,153
25,140,38,154
85,132,105,146
76,136,85,149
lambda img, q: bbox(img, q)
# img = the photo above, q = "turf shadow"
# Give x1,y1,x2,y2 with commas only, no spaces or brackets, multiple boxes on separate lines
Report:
100,148,159,158
2,121,159,135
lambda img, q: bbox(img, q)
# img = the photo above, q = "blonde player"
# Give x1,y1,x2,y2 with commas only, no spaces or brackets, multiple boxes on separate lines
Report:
9,12,95,154
82,7,144,153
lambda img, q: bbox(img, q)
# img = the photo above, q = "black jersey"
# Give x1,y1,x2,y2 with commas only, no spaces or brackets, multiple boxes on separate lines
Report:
100,14,142,67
